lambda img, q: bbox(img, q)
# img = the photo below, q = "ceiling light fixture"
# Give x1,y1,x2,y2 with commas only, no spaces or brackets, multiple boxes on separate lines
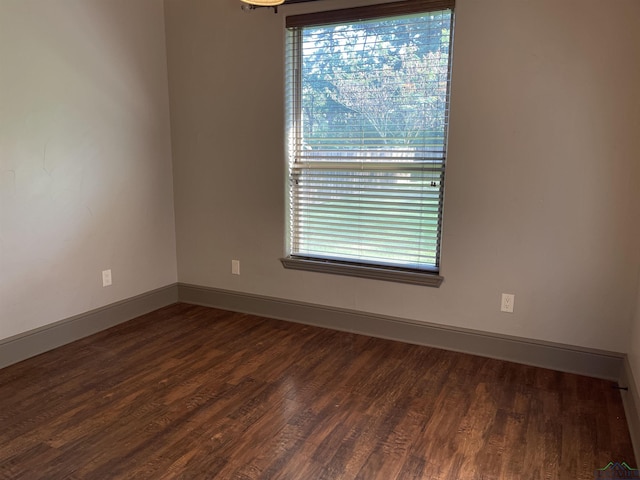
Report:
241,0,285,5
240,0,318,13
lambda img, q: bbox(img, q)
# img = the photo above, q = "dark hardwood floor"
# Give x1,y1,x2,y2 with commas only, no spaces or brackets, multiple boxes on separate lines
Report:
0,303,634,479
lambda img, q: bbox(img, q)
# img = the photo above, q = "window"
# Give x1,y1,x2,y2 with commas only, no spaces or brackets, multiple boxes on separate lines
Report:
282,0,454,287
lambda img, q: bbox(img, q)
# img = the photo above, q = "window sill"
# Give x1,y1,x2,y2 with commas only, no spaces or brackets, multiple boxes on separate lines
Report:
280,257,443,287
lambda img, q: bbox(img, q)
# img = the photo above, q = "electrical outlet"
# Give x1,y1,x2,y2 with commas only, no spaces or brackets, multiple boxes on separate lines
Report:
102,269,112,287
501,293,514,313
231,260,240,275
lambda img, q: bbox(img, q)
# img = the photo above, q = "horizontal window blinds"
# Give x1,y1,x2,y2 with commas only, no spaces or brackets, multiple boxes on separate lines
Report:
286,3,453,272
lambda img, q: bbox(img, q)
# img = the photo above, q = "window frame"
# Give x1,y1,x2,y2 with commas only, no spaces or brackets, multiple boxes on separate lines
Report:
281,0,455,288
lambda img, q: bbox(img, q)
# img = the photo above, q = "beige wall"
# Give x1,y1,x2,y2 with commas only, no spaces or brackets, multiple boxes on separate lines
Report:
165,0,640,353
1,0,637,363
0,0,177,341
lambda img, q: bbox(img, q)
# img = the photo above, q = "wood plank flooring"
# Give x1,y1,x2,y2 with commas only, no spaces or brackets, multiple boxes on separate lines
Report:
0,303,635,479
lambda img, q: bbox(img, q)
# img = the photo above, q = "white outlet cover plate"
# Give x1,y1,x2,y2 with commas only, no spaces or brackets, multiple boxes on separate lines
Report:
501,293,514,313
232,260,240,275
102,269,112,287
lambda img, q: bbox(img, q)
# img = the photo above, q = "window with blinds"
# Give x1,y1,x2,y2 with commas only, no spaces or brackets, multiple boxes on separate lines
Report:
282,0,454,287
